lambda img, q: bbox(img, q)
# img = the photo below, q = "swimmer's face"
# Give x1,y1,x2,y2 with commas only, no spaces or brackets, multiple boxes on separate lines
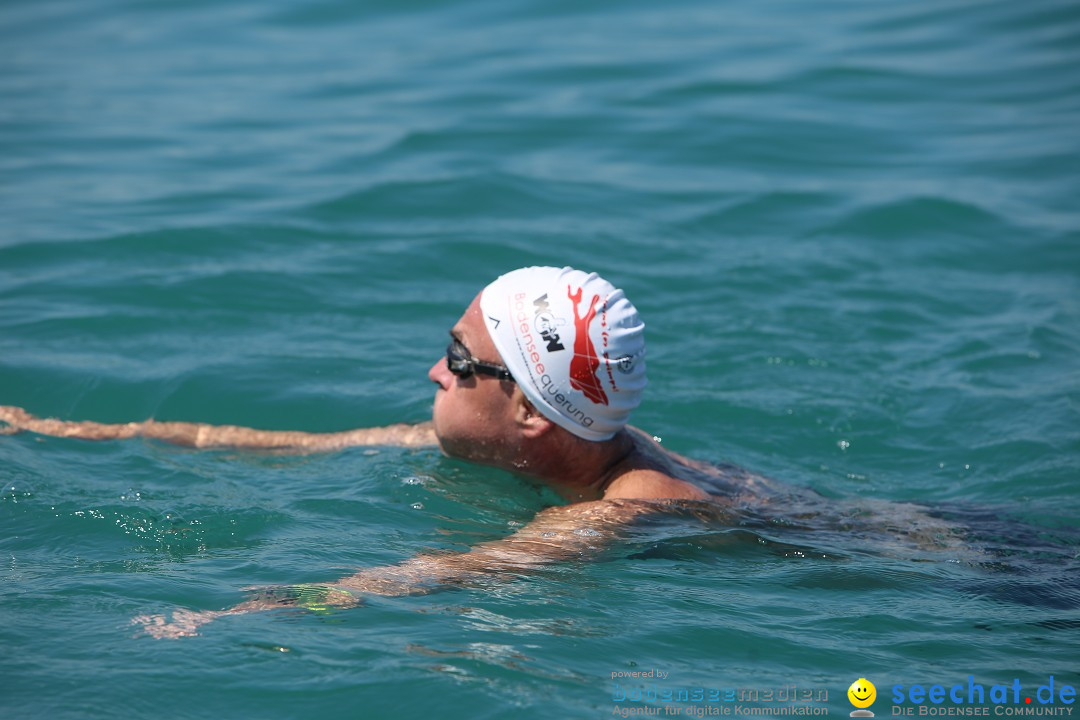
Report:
428,293,519,464
847,679,876,709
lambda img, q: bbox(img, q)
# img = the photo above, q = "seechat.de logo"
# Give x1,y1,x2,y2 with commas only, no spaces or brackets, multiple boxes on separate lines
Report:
848,678,877,717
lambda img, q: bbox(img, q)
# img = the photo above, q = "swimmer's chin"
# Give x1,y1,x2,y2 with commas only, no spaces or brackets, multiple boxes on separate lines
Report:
427,419,452,458
432,435,470,461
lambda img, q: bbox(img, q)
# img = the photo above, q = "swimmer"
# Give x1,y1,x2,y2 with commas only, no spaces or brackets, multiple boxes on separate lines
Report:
0,267,740,498
0,266,956,638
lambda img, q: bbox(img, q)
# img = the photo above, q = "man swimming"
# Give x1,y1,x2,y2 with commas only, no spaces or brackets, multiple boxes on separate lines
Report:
0,266,768,504
0,266,943,637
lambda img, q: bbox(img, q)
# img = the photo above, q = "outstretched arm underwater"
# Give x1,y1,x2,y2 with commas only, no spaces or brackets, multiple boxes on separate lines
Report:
0,405,436,451
132,498,672,639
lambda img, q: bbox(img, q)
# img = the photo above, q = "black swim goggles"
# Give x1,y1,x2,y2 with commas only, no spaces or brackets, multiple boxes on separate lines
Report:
446,334,515,382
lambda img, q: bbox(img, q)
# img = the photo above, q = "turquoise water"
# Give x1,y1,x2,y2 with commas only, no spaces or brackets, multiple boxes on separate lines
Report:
2,0,1079,717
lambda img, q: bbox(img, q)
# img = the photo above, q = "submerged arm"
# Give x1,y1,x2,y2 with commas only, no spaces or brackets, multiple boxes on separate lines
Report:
134,499,660,638
0,405,436,451
337,499,656,594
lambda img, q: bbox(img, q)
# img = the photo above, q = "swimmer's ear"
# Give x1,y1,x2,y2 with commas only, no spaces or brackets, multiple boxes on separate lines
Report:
514,394,554,439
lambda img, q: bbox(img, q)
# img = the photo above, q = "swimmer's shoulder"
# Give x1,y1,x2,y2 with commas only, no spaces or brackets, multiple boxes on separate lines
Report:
602,469,712,501
620,425,786,502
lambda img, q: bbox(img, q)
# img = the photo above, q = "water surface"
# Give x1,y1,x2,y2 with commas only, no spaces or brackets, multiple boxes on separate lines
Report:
2,0,1078,717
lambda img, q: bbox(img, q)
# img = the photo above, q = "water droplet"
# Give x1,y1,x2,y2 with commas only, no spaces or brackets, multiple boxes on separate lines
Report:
3,482,33,501
159,511,185,526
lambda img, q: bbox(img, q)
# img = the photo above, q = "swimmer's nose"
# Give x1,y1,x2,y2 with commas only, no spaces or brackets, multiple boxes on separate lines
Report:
428,357,452,389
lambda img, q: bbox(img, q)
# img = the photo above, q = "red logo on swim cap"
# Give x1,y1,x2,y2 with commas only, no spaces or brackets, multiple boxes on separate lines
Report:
567,285,609,406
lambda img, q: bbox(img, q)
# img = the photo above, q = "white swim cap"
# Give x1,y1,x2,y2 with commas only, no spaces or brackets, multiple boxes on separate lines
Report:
479,266,647,441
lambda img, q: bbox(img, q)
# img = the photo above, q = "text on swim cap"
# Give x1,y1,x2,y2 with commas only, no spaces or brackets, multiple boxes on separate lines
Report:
514,293,547,375
541,373,595,428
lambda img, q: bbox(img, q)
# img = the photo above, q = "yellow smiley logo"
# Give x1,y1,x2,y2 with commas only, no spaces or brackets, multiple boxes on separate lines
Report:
847,678,877,714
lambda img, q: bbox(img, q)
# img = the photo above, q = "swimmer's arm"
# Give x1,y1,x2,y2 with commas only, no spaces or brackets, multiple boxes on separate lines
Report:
335,499,655,596
133,500,656,638
0,405,436,450
132,589,362,640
